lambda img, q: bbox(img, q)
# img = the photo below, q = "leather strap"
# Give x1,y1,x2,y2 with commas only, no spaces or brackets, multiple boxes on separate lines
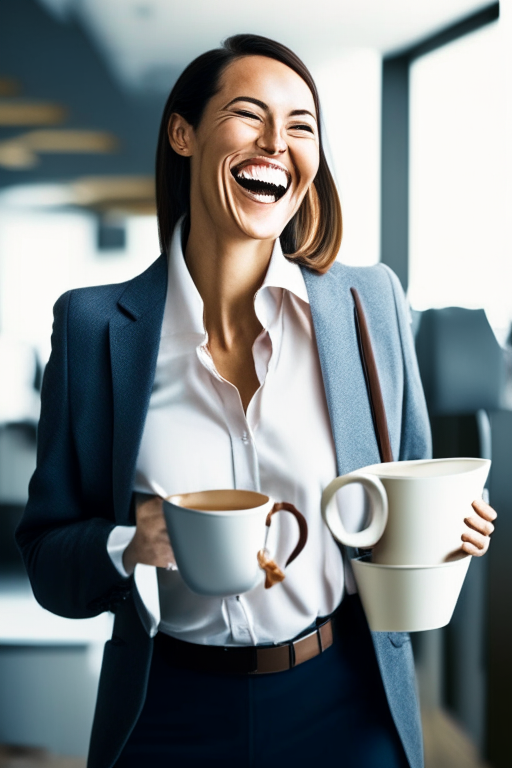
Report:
350,287,393,464
154,616,334,675
265,502,308,567
258,501,309,588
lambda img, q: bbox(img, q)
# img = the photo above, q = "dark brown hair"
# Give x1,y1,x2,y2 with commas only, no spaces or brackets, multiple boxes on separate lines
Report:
155,34,342,273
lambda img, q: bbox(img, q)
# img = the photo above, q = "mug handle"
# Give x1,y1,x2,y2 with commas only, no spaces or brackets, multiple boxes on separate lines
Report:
257,502,308,589
321,473,388,549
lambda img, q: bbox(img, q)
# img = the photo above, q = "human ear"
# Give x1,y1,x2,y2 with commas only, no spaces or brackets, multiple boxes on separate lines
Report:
168,113,195,157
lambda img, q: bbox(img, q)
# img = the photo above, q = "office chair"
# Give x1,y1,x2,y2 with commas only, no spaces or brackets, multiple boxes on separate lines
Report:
414,306,506,753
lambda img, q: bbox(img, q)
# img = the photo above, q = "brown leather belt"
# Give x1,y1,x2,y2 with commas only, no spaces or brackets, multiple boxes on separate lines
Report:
154,616,334,675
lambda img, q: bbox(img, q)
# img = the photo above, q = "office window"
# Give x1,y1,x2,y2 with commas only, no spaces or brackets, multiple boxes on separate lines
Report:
409,20,509,339
314,49,381,267
0,208,158,362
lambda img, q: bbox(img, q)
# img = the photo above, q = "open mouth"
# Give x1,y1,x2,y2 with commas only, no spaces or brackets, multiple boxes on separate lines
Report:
231,160,291,204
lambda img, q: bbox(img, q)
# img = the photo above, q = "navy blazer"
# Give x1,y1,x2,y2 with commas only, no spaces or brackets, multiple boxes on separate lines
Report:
16,254,431,768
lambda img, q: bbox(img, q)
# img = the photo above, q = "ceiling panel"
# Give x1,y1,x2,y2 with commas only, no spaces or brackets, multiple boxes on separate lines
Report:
67,0,493,90
1,0,497,198
0,0,167,195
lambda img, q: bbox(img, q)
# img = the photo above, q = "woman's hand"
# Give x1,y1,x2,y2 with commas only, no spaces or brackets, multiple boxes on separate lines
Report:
461,498,497,557
123,495,176,575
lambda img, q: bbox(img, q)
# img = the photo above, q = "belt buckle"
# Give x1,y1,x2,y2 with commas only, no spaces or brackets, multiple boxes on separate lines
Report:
250,618,333,675
252,643,291,675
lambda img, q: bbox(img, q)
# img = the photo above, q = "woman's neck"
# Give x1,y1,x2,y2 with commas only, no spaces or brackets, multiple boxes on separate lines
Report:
184,218,274,350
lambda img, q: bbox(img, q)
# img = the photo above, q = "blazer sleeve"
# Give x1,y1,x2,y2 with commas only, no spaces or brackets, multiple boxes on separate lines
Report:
380,264,432,462
15,291,132,619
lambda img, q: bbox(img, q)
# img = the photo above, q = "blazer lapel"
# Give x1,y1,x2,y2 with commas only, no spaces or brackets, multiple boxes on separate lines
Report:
109,254,168,522
109,256,379,519
301,264,381,475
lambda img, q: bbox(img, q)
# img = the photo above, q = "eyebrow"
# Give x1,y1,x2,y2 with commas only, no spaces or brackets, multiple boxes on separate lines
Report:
223,96,317,121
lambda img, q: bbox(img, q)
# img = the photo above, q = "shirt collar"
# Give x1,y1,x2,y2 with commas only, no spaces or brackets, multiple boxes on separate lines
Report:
163,218,310,337
258,236,310,305
163,219,206,337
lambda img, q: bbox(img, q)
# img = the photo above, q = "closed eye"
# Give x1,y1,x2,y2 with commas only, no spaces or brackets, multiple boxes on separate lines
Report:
291,124,314,133
235,110,261,120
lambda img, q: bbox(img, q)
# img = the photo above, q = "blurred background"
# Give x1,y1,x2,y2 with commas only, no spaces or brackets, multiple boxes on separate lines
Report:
0,1,510,766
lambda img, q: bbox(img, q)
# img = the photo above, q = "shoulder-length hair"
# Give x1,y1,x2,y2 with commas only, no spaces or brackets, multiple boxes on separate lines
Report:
155,34,342,273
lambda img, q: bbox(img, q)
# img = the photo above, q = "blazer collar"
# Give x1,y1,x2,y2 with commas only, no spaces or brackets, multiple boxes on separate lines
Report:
116,253,168,321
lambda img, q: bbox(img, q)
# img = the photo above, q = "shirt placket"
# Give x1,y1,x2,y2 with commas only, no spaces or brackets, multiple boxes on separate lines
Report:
194,289,281,646
196,343,263,644
198,347,261,492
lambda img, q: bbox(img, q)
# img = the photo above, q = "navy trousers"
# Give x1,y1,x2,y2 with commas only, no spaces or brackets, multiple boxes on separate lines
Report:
114,596,409,768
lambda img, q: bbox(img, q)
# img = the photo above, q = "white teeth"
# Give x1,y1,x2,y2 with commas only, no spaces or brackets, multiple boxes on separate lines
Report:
237,164,288,188
253,192,276,203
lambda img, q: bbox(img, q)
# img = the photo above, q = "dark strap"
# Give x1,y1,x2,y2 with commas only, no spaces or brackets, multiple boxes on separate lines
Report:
350,287,393,464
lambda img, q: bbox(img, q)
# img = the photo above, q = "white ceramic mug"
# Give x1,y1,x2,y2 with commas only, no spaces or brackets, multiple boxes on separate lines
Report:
163,489,308,597
321,458,491,565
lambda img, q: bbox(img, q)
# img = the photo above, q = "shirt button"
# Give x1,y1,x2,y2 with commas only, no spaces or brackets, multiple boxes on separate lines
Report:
241,431,250,444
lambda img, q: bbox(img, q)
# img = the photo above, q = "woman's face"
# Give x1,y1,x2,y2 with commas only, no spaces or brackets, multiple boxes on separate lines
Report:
170,55,320,244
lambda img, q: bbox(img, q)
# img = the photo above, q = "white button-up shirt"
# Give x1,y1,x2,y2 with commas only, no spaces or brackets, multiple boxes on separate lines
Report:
108,221,364,644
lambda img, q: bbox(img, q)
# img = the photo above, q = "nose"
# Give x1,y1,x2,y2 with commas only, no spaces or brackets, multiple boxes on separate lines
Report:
256,121,287,156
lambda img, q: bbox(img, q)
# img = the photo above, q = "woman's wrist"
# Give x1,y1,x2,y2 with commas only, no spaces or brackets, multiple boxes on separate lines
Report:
122,536,139,575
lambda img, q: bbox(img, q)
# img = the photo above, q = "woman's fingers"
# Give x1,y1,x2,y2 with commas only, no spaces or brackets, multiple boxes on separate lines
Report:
471,498,497,521
461,499,497,557
461,540,488,557
131,494,177,569
464,513,495,537
136,494,165,522
461,530,490,556
152,541,177,569
127,531,176,569
462,533,490,557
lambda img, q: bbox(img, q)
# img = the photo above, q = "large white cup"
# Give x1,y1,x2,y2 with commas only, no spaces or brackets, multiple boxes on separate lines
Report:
163,489,307,597
321,458,490,565
350,554,473,632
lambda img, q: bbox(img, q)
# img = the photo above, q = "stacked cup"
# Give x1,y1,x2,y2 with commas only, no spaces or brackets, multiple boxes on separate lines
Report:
321,458,491,632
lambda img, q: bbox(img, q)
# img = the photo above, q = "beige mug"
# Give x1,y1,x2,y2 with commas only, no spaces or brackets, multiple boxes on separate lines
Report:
321,458,490,565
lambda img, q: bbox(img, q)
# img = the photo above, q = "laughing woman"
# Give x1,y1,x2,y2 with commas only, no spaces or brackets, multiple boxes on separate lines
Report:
16,34,496,768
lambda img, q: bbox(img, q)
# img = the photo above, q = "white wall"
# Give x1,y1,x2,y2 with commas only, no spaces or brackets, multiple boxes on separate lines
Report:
409,18,510,340
0,209,159,363
312,48,382,266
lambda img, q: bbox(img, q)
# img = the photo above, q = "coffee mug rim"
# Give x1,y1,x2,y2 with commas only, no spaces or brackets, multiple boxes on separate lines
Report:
352,457,490,482
165,489,271,516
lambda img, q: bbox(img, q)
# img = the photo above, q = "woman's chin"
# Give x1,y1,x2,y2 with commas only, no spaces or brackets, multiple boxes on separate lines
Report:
232,201,293,243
